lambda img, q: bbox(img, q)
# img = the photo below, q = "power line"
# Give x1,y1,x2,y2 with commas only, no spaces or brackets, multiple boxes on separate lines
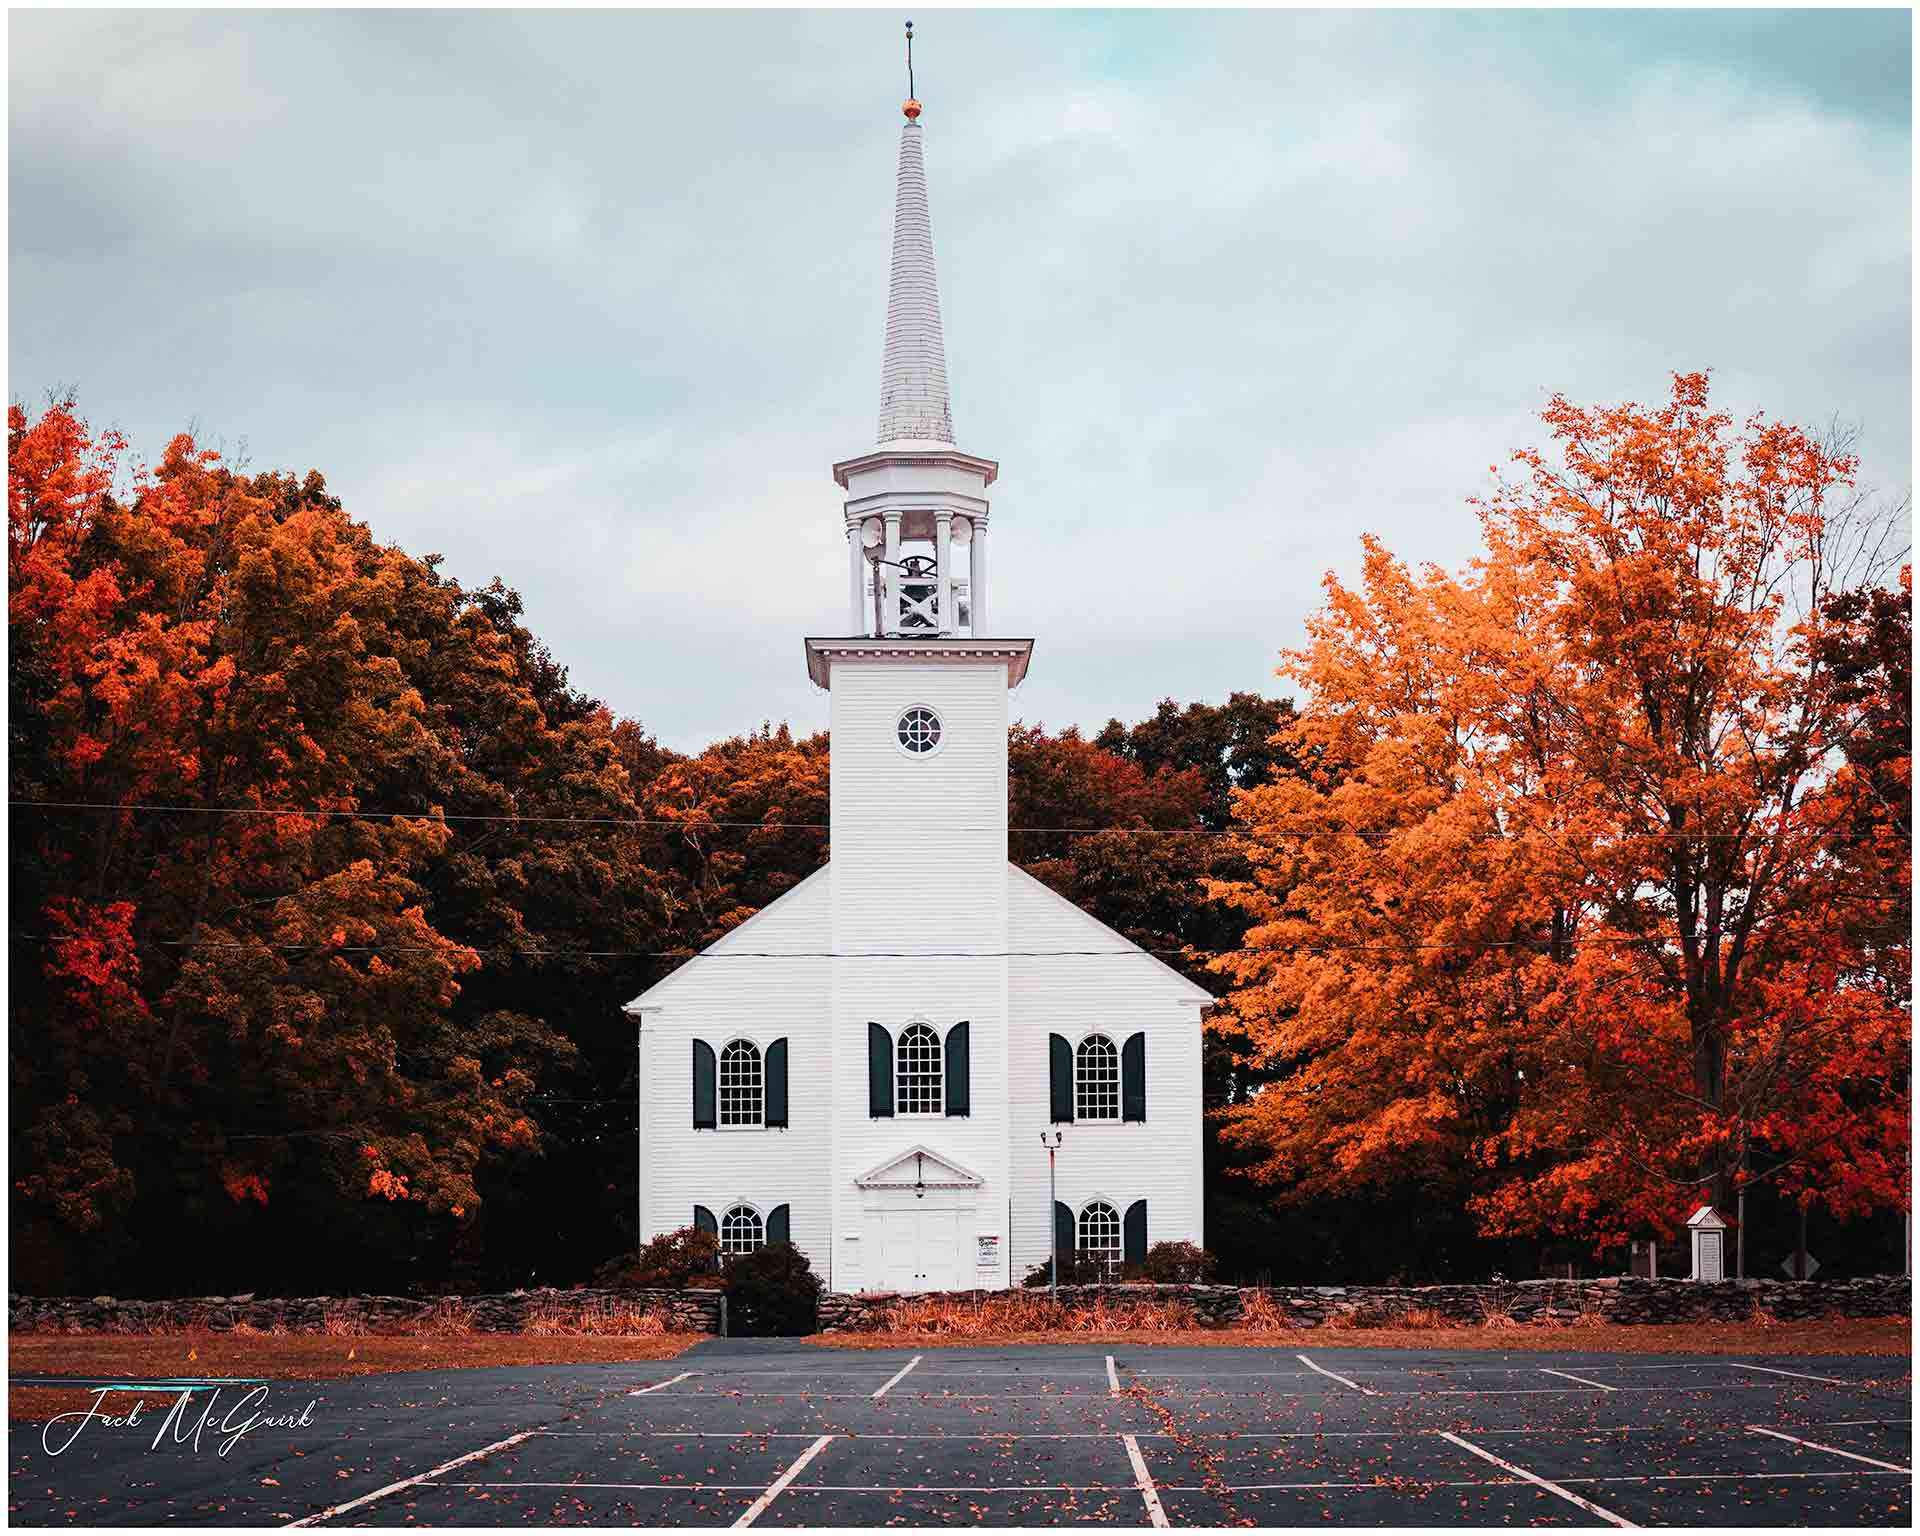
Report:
9,797,1792,843
15,930,1897,962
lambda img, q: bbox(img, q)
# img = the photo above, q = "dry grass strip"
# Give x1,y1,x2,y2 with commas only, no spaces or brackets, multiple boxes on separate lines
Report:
815,1315,1911,1354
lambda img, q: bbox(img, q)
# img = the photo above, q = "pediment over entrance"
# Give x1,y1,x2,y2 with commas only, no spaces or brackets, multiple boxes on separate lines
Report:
854,1145,982,1191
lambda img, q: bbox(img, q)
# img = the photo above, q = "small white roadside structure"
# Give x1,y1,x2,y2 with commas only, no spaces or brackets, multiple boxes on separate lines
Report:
1686,1205,1728,1282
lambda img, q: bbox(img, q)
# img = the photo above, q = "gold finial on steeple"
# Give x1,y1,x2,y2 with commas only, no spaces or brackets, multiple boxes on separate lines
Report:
902,19,921,119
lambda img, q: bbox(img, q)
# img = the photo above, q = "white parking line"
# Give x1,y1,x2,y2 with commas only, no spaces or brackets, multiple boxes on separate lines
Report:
732,1434,836,1528
1122,1433,1171,1528
1540,1367,1617,1391
1572,1470,1910,1484
872,1356,922,1399
1295,1354,1377,1394
677,1390,1159,1400
1745,1424,1912,1473
1107,1355,1122,1394
284,1429,540,1527
1819,1417,1914,1426
1437,1430,1637,1528
629,1381,1872,1402
415,1469,1914,1500
1736,1363,1848,1385
628,1371,696,1397
519,1418,1908,1442
437,1481,1137,1493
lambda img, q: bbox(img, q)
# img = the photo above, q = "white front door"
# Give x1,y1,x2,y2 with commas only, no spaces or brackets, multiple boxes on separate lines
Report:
877,1210,919,1292
868,1200,966,1293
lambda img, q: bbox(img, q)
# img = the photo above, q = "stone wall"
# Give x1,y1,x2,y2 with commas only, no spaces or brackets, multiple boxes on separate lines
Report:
818,1275,1911,1332
9,1286,724,1336
15,1274,1905,1337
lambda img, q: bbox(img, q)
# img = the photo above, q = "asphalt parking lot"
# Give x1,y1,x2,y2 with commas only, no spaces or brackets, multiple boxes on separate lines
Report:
9,1338,1911,1526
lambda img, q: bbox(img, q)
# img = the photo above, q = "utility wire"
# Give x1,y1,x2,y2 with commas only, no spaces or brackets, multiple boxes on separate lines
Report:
9,797,1790,843
11,930,1899,961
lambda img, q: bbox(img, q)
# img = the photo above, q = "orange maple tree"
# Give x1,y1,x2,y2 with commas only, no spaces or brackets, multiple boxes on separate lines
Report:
1210,374,1911,1250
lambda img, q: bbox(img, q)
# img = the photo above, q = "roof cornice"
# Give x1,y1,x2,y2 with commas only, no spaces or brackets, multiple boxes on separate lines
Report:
832,443,999,490
804,636,1033,689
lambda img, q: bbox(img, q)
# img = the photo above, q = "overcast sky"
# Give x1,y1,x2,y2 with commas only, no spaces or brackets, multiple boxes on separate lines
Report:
10,8,1912,751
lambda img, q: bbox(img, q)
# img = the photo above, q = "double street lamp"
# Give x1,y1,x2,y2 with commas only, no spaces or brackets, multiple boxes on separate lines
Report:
1039,1129,1063,1295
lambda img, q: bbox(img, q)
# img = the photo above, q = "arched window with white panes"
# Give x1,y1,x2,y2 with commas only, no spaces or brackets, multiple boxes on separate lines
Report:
1075,1034,1120,1121
721,1203,765,1257
1078,1200,1122,1275
896,1022,943,1115
718,1039,763,1127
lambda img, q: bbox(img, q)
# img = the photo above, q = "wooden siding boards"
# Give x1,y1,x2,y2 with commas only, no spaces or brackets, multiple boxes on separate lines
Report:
1005,864,1206,1287
829,660,1012,1295
631,867,834,1282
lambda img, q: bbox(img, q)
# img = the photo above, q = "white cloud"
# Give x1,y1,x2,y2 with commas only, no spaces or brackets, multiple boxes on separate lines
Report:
9,9,1909,753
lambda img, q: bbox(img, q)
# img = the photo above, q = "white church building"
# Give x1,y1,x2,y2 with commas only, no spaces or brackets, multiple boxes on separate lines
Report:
624,90,1209,1294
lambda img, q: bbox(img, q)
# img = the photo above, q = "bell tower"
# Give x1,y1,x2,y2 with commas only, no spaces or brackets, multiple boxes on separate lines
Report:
808,43,1032,1295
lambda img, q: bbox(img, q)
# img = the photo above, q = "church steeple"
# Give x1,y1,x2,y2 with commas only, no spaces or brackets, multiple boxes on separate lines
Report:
827,34,1004,651
877,103,954,445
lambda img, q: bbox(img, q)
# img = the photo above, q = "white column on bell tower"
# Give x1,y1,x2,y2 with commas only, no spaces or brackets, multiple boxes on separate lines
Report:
969,520,988,634
847,522,865,633
935,510,953,635
882,509,902,635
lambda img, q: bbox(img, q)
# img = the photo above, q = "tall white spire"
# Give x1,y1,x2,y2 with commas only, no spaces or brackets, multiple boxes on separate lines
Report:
831,55,998,650
877,107,954,445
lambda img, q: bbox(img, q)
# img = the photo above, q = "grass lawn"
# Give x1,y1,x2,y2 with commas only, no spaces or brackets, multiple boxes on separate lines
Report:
812,1317,1912,1354
8,1331,702,1422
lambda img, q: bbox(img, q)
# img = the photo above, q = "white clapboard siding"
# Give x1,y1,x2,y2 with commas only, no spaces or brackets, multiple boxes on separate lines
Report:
632,866,834,1279
828,658,1013,1293
1005,865,1209,1282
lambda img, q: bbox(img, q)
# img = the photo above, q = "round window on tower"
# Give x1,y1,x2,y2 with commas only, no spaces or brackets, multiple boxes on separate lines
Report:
897,706,943,755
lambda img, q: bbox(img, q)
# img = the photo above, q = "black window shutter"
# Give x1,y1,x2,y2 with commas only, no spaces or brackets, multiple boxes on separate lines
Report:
945,1021,971,1116
693,1040,716,1129
1122,1032,1146,1122
1053,1201,1075,1266
868,1022,894,1117
767,1203,790,1246
1048,1033,1074,1123
693,1204,717,1236
765,1037,789,1128
1124,1200,1148,1266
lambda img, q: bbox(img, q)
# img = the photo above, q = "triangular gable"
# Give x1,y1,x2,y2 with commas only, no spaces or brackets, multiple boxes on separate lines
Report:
627,860,1214,1011
624,863,831,1011
1006,862,1214,1004
855,1144,983,1190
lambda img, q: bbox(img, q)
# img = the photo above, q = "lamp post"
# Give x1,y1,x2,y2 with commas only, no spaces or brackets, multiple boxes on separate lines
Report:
1040,1130,1063,1296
